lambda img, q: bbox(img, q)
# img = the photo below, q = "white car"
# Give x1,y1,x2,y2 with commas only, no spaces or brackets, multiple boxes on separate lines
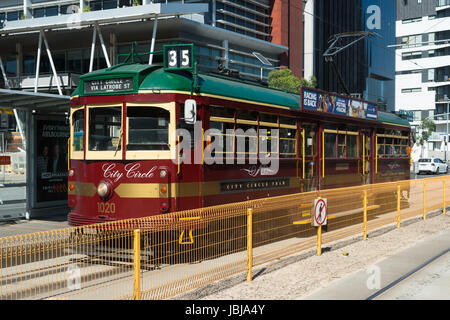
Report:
417,158,448,175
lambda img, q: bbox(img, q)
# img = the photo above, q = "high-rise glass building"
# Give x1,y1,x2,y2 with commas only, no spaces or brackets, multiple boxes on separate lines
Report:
304,0,396,110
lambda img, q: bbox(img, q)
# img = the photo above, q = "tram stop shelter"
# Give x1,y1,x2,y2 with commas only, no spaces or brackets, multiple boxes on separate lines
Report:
0,89,70,220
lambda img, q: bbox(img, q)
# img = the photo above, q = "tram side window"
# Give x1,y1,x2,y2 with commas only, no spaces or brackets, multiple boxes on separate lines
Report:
385,138,393,155
72,109,84,152
337,134,346,158
127,107,170,151
236,110,258,160
259,113,279,158
377,137,384,156
377,134,409,157
279,116,296,159
324,132,337,158
347,135,358,158
89,107,121,151
303,125,316,156
401,137,408,155
209,106,235,157
209,121,235,157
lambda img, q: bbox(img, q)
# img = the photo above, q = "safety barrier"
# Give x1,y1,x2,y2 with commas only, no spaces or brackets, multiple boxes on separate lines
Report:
1,175,449,300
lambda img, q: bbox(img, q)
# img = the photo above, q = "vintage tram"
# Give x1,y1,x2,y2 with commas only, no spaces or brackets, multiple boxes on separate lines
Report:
67,45,410,227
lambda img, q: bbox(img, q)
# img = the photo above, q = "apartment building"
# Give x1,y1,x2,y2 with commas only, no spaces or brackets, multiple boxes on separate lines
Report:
395,0,450,152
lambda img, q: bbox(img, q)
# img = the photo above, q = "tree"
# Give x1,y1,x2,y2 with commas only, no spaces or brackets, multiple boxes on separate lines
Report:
418,118,436,146
268,69,316,93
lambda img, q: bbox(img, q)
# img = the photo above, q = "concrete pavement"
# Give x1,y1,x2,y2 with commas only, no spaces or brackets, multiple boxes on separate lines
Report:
302,229,450,300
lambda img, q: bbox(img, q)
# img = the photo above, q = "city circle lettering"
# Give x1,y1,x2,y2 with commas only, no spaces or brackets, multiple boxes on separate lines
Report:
102,163,158,182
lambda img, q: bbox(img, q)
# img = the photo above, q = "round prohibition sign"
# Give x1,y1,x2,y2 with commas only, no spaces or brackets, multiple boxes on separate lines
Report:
314,199,327,226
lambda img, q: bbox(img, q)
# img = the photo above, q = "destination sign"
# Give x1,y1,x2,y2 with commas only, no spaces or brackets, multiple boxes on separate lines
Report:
84,78,134,94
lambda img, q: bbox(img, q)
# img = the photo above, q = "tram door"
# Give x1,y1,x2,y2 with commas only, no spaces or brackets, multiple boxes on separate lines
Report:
300,124,318,192
360,130,371,185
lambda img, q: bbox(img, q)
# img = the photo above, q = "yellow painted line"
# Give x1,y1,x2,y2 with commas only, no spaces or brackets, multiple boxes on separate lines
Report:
300,203,311,208
302,211,310,217
367,205,380,211
293,215,336,225
293,220,311,225
179,217,201,221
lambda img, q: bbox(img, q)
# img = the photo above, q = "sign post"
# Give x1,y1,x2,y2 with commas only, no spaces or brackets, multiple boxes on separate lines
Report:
312,197,327,256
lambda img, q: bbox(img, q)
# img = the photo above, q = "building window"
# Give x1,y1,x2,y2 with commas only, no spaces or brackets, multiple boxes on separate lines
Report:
401,35,422,48
402,51,422,60
429,69,435,82
6,11,19,21
402,88,422,93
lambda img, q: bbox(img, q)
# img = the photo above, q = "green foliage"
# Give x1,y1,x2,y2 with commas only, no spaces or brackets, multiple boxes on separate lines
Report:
83,5,91,12
268,69,316,94
132,0,141,6
418,117,436,145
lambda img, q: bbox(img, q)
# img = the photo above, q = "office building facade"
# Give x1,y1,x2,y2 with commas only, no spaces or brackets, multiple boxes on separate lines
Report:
304,0,396,110
395,0,450,152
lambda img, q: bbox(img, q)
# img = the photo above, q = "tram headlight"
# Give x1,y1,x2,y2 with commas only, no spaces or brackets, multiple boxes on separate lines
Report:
160,170,167,178
97,182,109,198
68,169,75,177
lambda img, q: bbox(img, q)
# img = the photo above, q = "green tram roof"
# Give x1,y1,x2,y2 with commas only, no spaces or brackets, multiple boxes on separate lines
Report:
378,111,410,127
73,64,409,129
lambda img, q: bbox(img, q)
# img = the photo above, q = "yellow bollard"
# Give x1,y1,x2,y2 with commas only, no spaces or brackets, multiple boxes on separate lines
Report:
397,185,401,229
317,225,322,256
247,208,253,282
133,229,141,300
363,190,367,240
444,181,446,215
423,183,427,221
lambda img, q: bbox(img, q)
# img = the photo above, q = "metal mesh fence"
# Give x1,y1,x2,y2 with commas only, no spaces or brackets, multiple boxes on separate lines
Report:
1,176,449,300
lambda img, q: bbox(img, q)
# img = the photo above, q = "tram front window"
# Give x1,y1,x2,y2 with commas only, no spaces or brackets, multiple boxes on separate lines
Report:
127,107,170,151
72,109,84,152
89,107,122,151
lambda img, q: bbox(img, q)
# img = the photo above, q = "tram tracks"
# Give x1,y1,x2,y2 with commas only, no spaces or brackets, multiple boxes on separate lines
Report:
367,248,450,300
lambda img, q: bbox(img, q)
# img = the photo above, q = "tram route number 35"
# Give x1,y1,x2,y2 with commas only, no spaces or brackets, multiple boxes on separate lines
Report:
97,202,116,214
163,44,194,71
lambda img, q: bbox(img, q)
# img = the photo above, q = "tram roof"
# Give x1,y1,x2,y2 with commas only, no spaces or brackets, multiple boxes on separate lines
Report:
74,64,301,109
72,64,410,128
378,111,410,127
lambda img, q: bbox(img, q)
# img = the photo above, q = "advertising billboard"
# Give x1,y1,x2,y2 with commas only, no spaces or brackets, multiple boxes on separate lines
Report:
35,118,69,203
301,87,378,120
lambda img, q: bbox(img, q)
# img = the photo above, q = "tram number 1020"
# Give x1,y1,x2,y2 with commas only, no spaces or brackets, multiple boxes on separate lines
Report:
97,202,116,214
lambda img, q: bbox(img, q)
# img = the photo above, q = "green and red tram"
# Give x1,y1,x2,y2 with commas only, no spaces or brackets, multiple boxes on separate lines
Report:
67,58,410,227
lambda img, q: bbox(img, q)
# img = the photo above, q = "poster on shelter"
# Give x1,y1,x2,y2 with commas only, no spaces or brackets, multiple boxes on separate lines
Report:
36,118,69,203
